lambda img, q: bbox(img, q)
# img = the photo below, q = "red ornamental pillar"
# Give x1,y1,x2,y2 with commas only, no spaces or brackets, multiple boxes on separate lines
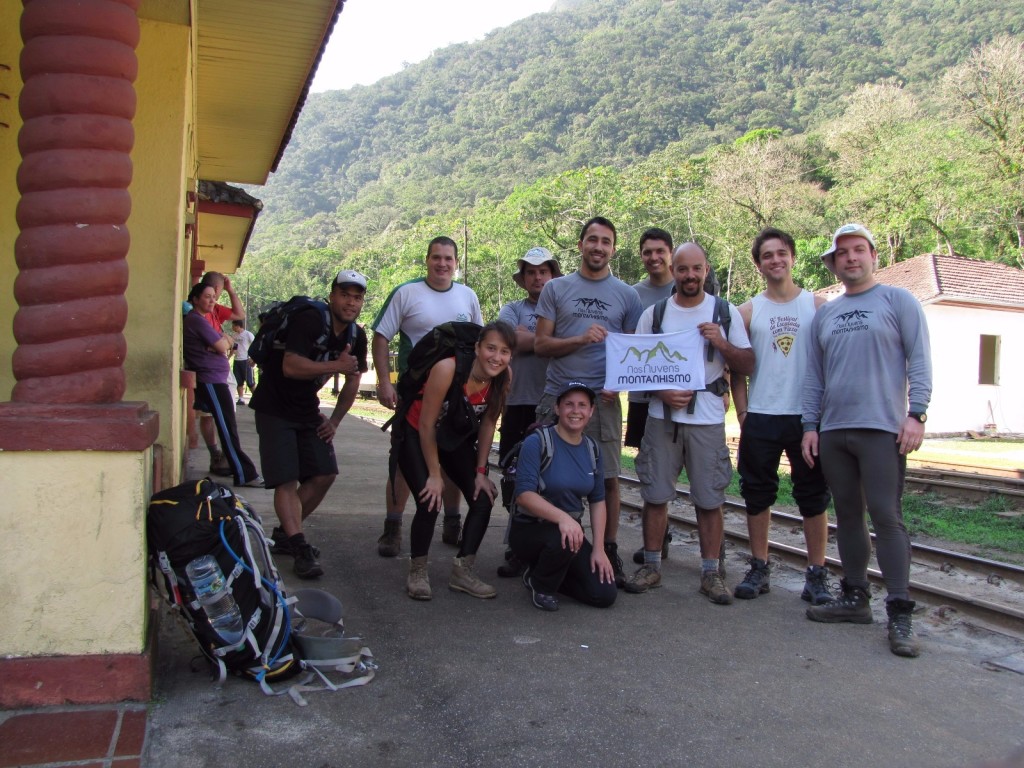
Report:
0,0,157,449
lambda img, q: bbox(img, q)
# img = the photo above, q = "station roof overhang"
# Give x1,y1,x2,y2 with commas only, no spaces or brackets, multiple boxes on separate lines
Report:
192,0,343,186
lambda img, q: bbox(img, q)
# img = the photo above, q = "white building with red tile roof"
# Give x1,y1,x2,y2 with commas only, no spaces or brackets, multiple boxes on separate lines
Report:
818,254,1024,435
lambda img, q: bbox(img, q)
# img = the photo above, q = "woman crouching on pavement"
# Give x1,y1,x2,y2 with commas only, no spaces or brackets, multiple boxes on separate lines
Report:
510,381,617,611
395,321,515,601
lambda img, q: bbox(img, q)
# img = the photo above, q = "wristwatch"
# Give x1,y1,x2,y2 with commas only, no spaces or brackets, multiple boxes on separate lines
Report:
908,412,927,424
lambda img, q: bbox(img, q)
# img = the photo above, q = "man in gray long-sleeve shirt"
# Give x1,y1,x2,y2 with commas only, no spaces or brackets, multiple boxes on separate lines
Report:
800,223,932,658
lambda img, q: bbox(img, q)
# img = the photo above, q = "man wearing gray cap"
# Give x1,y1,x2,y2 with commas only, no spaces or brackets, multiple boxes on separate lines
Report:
801,223,932,657
249,269,369,579
496,247,562,577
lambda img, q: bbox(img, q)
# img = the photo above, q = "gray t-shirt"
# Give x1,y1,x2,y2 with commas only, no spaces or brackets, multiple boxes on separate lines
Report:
629,278,675,404
536,271,644,393
499,298,548,406
802,284,932,435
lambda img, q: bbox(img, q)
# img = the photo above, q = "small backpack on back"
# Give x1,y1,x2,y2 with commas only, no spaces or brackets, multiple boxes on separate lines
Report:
148,478,375,704
500,425,600,518
382,321,483,452
249,296,355,387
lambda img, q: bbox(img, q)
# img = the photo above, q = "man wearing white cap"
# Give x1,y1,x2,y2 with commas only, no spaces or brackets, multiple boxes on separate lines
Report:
495,247,562,577
801,223,932,657
249,269,369,579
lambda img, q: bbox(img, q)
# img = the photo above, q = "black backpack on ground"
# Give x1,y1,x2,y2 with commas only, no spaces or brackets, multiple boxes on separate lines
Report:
382,321,482,452
148,478,375,704
500,424,600,518
249,296,355,387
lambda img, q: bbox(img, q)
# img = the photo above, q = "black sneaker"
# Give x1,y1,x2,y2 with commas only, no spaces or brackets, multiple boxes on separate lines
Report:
806,579,873,624
293,543,324,580
270,527,320,558
441,514,462,547
497,553,527,578
605,542,625,588
522,568,558,611
734,558,771,599
632,532,672,565
886,599,920,658
801,565,834,605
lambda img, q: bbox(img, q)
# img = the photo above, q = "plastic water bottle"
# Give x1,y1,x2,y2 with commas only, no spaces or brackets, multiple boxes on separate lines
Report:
185,554,245,647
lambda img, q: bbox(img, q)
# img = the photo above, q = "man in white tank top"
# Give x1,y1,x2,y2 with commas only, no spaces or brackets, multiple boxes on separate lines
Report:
730,229,833,604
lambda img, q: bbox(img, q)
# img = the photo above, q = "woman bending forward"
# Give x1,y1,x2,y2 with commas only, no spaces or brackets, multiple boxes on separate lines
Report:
394,321,515,600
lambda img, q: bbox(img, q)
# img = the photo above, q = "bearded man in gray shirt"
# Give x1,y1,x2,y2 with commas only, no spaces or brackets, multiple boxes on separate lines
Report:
801,223,932,658
535,216,644,587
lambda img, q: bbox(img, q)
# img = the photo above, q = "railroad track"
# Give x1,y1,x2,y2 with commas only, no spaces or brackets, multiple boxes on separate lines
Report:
721,436,1024,504
615,475,1024,636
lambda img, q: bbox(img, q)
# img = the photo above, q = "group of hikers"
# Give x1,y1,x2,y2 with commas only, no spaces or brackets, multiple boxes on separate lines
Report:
183,217,932,660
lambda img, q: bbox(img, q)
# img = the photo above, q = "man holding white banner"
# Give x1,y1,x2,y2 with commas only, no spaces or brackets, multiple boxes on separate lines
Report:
534,216,644,587
624,242,754,603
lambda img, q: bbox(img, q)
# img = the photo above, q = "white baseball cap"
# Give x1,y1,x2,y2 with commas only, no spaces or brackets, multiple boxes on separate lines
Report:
334,269,367,290
821,223,876,262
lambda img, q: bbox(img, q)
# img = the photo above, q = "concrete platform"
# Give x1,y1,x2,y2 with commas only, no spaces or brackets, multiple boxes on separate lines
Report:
143,405,1024,768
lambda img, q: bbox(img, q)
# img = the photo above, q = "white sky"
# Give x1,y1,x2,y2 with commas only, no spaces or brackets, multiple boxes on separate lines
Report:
311,0,555,93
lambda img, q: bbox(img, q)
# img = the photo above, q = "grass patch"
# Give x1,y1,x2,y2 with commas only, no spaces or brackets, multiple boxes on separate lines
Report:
620,447,1023,561
902,493,1024,557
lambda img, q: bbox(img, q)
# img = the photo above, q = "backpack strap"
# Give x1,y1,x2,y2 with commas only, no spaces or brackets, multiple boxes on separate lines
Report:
536,425,556,493
651,297,669,335
582,434,600,475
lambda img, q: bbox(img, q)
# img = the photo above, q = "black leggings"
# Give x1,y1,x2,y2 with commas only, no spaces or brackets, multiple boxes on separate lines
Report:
195,381,259,486
819,429,911,601
393,420,494,559
509,519,617,608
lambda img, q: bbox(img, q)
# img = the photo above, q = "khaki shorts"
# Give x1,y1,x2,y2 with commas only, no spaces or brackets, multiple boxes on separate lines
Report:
635,416,732,509
537,391,622,478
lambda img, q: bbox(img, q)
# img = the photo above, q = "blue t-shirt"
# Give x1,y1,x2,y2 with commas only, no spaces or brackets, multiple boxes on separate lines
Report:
513,429,605,522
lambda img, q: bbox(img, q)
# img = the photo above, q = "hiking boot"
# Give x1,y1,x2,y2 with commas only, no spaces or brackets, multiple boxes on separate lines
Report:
293,543,324,580
522,568,558,611
377,519,402,558
623,564,662,594
407,556,431,601
605,542,625,588
806,579,873,624
700,570,733,605
449,555,497,599
441,514,462,547
269,528,320,558
209,450,231,477
734,558,771,600
632,532,672,565
497,553,527,578
886,599,920,658
801,565,835,606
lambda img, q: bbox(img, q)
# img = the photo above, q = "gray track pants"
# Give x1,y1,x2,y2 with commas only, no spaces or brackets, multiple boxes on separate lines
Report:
819,429,911,601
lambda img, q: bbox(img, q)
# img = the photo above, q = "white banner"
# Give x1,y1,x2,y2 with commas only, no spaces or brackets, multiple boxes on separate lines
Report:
604,330,705,392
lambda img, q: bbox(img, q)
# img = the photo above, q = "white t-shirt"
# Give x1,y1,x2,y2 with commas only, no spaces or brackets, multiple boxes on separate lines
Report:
637,293,750,425
371,278,483,372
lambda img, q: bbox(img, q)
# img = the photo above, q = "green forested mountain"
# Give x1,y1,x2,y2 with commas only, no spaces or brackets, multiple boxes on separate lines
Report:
250,0,1022,253
238,0,1024,325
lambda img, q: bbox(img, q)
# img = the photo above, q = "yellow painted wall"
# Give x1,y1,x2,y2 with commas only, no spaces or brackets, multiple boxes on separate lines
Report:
0,451,153,655
0,5,23,399
127,18,195,489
